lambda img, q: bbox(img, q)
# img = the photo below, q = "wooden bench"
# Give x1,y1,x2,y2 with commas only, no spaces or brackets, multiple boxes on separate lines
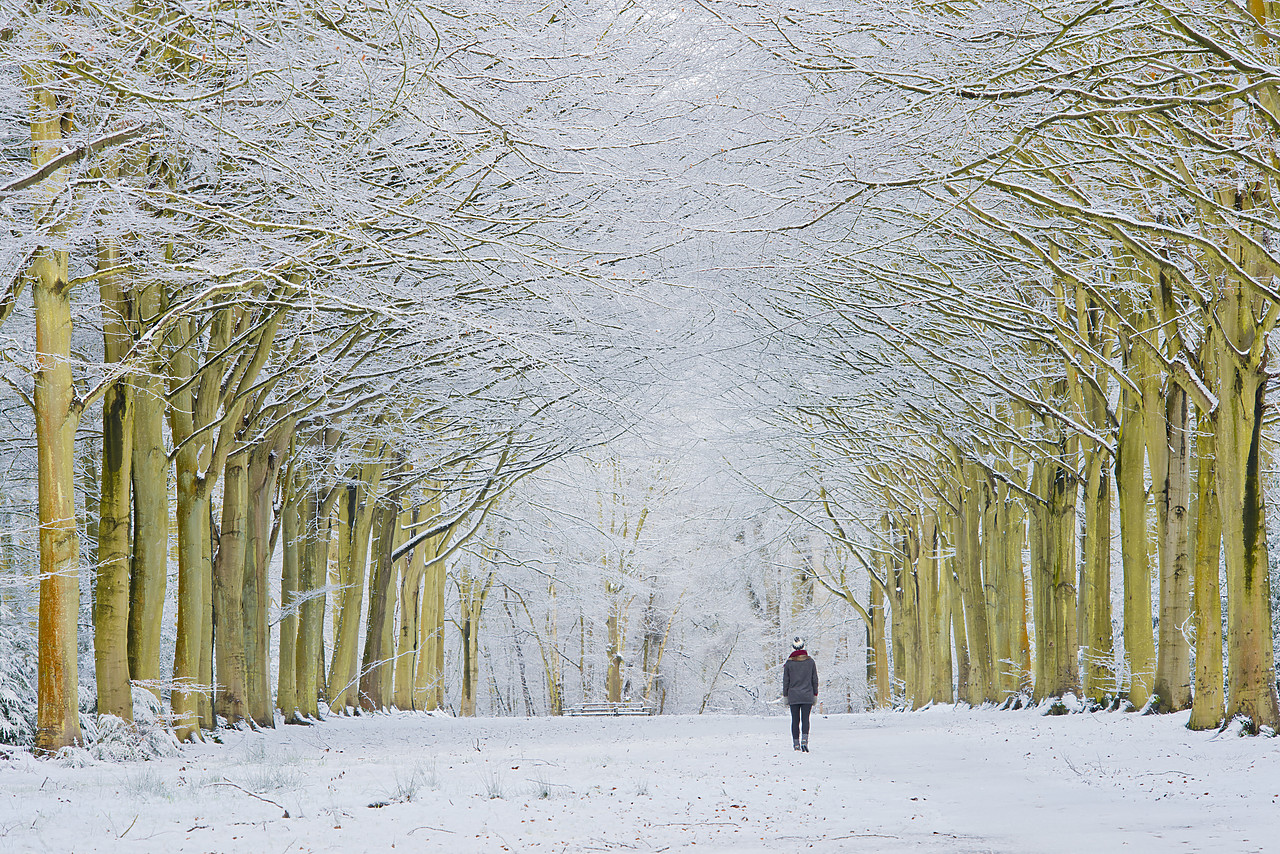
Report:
564,701,654,716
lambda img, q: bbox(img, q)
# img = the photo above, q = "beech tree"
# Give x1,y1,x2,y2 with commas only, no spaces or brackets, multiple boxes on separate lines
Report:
713,0,1280,729
4,0,688,746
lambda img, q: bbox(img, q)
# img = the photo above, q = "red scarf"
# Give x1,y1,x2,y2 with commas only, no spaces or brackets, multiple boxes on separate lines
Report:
789,649,808,659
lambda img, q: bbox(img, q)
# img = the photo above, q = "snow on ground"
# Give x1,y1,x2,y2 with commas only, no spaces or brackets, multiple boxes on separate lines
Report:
2,705,1278,853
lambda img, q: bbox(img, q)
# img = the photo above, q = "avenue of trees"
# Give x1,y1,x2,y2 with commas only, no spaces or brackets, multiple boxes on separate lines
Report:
738,0,1280,731
7,0,1280,757
2,0,676,752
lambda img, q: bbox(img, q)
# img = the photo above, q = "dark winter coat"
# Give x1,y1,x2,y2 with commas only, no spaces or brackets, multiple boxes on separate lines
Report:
782,651,818,705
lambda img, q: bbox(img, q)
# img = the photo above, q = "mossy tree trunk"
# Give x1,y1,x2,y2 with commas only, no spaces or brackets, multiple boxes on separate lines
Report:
1213,186,1280,729
93,232,135,721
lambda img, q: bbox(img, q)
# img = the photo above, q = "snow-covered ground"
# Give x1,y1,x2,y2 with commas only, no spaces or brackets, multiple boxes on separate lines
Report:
2,706,1277,852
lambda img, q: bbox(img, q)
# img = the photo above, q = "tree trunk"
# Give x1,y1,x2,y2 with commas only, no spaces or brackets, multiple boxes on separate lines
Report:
459,569,487,717
1116,357,1155,707
200,517,215,731
949,558,970,704
94,237,135,721
212,451,249,726
168,308,232,740
171,443,207,740
32,254,83,751
1009,411,1034,687
295,475,338,720
1079,443,1113,705
547,582,564,715
1028,463,1049,697
882,518,915,706
893,514,925,706
277,466,301,722
460,609,477,716
997,485,1028,697
294,487,323,720
931,508,954,703
359,498,399,711
327,454,385,712
1213,281,1280,729
955,467,995,703
1052,444,1081,698
1031,443,1080,701
981,485,1010,700
127,278,168,699
1188,413,1225,730
27,42,83,755
392,507,424,709
1153,381,1194,712
414,513,448,711
459,553,495,717
506,595,535,716
916,511,942,703
868,574,890,708
606,609,623,703
245,434,287,726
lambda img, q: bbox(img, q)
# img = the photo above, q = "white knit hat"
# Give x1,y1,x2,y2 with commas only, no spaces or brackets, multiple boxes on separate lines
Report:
791,636,804,650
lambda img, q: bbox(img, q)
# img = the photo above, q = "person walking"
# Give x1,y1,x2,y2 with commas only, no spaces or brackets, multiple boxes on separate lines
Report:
782,636,818,752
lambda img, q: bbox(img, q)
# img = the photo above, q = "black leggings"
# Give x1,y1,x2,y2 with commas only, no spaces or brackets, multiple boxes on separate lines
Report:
790,703,812,739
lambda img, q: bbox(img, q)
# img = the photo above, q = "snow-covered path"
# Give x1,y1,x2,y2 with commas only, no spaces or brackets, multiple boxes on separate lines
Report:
3,706,1278,852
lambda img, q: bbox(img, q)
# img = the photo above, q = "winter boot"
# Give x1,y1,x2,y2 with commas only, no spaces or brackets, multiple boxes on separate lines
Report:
800,734,809,753
793,738,801,751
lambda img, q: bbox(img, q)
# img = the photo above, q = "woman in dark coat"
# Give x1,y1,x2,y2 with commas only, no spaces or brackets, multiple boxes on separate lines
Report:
782,636,818,752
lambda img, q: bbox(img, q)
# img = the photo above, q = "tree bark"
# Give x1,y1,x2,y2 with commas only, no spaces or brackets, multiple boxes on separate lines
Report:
1152,380,1194,713
414,511,449,710
1213,248,1280,729
277,465,301,722
547,581,565,715
1052,444,1081,698
360,498,400,711
93,236,135,721
1030,440,1080,701
995,485,1028,698
170,444,208,740
981,485,1010,700
327,452,385,712
916,510,944,703
295,470,338,720
955,465,995,703
168,309,228,741
868,573,890,708
949,556,970,705
606,611,623,703
1079,443,1113,705
245,432,287,726
459,549,497,717
1188,413,1225,730
28,55,83,752
1116,350,1155,707
200,516,215,730
392,506,424,709
212,451,249,726
931,505,954,703
883,515,917,706
127,280,168,699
